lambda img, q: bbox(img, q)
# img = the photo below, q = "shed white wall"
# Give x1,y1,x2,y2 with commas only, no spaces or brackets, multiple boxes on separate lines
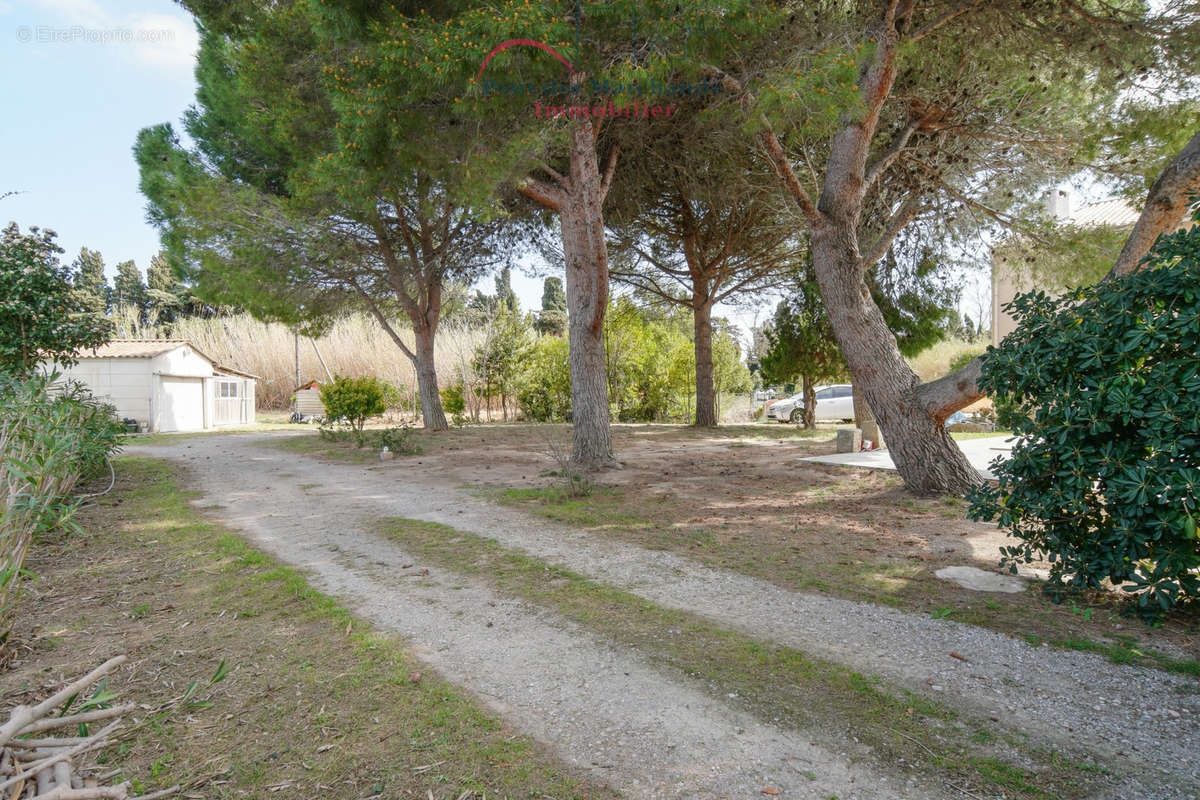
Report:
55,359,154,423
151,346,215,377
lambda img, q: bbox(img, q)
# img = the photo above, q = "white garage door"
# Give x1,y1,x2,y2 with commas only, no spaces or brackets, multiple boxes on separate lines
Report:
158,377,205,432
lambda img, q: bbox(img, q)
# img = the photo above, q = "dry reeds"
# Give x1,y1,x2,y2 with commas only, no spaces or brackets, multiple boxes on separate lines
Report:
113,312,484,411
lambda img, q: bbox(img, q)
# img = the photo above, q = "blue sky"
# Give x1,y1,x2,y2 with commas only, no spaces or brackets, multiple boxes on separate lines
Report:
0,0,792,341
2,0,199,274
0,0,557,312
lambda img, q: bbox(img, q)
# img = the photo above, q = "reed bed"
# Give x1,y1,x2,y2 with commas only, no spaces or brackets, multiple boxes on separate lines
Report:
115,312,484,411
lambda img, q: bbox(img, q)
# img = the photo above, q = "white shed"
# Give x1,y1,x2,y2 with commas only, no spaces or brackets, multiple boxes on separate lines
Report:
54,340,257,433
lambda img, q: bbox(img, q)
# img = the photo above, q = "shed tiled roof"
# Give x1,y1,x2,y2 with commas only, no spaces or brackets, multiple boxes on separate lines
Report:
80,339,195,359
78,340,259,382
1068,198,1140,228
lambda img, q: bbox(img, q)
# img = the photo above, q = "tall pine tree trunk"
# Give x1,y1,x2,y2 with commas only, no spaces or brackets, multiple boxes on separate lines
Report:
692,299,717,427
560,121,615,468
810,225,978,494
413,323,448,432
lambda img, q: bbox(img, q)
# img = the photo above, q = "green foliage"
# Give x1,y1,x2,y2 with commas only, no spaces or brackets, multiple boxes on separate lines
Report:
1,373,124,656
969,206,1200,620
439,383,468,427
473,309,534,417
0,224,112,376
318,375,395,433
112,260,148,319
947,349,985,375
604,298,750,423
70,247,109,316
534,277,567,337
517,337,572,422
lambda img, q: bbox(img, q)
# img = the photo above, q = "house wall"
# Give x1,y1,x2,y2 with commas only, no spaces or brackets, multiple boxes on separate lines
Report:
54,359,154,424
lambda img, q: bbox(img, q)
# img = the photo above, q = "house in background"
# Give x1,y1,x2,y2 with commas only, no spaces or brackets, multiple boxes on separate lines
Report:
54,340,257,433
991,190,1140,347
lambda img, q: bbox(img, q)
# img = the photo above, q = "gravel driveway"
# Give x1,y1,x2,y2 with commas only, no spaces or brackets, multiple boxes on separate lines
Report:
125,434,1199,799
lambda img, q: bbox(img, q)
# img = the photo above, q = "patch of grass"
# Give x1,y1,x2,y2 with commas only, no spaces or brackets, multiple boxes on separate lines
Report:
125,416,296,445
493,481,1200,675
1028,634,1200,678
0,459,615,800
378,518,1113,800
949,430,1012,440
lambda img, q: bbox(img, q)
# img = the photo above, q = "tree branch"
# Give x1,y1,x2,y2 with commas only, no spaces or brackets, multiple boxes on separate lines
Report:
859,194,923,271
518,177,567,212
600,143,620,205
1108,127,1200,278
907,1,982,43
863,119,920,192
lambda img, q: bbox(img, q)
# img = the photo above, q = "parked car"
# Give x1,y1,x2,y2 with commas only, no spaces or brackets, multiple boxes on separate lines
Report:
765,384,856,423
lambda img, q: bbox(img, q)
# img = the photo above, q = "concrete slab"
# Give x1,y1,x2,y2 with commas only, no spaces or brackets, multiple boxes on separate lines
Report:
935,565,1029,593
799,435,1013,480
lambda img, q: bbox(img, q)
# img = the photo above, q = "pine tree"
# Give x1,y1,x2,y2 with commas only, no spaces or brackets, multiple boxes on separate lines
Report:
535,277,567,337
112,260,148,323
146,251,182,324
70,247,109,315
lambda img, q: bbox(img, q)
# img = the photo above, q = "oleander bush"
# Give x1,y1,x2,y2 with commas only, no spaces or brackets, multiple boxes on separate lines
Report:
1,373,123,659
969,204,1200,620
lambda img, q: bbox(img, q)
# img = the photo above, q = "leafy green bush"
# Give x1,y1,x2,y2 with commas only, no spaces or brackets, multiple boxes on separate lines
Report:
440,383,468,426
0,224,111,376
319,375,395,432
947,348,984,375
968,208,1200,619
518,337,572,422
1,373,123,658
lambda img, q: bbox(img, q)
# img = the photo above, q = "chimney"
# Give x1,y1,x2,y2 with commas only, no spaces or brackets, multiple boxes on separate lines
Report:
1042,188,1070,221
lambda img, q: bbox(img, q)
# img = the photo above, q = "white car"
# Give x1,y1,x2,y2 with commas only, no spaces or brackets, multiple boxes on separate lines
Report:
765,384,856,423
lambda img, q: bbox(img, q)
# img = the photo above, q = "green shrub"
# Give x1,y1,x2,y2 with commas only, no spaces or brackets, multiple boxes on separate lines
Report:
947,348,984,375
968,206,1200,620
518,337,572,422
319,375,394,432
1,373,123,658
440,383,467,426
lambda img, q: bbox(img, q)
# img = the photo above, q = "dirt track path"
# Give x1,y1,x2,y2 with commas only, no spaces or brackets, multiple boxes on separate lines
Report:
126,434,1199,799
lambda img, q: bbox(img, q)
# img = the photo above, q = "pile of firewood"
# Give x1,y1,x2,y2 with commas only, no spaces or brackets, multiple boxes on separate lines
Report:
0,656,172,800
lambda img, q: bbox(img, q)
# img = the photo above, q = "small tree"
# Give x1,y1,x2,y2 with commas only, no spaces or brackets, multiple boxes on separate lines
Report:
969,206,1200,619
0,224,111,375
319,376,393,434
534,277,567,337
473,309,533,421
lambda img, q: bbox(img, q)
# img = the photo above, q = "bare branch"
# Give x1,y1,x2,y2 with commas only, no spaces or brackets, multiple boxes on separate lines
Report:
907,1,982,42
859,194,924,271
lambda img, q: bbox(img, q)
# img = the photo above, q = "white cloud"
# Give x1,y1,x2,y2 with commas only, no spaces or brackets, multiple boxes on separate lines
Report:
34,0,108,27
126,13,198,72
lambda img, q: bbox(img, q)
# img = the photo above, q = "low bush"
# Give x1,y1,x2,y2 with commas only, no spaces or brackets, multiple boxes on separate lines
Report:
969,206,1200,620
518,337,572,422
1,373,123,659
319,375,397,433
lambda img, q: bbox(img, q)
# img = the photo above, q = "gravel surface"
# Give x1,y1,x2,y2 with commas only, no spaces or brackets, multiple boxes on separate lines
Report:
127,435,1200,799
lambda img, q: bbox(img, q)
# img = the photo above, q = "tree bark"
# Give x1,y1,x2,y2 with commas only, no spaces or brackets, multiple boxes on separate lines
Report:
1108,128,1200,278
810,225,979,494
692,299,717,427
801,376,816,428
560,121,616,468
412,323,448,432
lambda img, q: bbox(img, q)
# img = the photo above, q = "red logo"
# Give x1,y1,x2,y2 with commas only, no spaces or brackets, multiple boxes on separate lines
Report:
476,39,576,82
